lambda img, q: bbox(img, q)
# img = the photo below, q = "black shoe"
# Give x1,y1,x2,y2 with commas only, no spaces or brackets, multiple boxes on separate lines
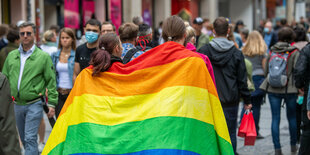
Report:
256,133,264,139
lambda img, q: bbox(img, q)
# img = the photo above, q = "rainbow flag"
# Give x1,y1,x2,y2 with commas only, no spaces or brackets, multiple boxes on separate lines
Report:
42,42,233,155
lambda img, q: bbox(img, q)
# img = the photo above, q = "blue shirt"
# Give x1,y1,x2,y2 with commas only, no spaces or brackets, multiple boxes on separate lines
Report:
121,43,135,59
264,33,272,50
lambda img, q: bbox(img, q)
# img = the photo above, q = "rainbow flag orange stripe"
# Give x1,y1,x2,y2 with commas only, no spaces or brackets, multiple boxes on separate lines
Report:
42,42,233,155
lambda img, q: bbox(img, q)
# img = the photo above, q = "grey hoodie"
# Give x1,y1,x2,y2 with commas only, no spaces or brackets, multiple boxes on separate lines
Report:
209,38,235,52
207,37,236,66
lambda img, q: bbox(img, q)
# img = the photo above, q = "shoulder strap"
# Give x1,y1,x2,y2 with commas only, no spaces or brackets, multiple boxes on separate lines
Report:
123,48,140,64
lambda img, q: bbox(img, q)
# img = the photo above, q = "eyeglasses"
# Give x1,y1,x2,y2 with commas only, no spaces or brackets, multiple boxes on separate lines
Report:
20,32,32,36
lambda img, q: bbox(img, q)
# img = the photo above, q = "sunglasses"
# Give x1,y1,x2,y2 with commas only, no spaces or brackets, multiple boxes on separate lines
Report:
20,32,32,36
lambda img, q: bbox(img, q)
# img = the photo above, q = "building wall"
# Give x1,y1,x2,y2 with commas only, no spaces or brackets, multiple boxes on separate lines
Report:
123,0,142,23
10,0,27,25
95,0,106,22
44,4,57,31
154,0,171,27
229,0,254,31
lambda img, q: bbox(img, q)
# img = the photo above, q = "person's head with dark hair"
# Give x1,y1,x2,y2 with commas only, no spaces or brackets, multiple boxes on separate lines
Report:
240,28,249,43
0,24,9,38
234,20,245,33
89,33,122,76
58,28,77,50
7,28,20,44
84,19,101,44
300,16,305,24
293,24,307,42
159,21,163,27
49,25,60,35
162,15,186,44
85,19,102,31
132,16,144,25
18,22,36,50
192,17,203,36
118,23,139,44
280,18,287,27
136,23,152,50
138,23,152,38
101,21,116,35
277,27,296,43
213,17,229,37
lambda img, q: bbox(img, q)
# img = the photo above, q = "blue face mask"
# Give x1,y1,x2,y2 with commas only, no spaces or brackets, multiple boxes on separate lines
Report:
264,27,270,33
85,31,99,43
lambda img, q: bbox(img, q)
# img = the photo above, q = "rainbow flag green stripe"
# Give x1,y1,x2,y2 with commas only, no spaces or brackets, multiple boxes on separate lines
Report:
43,42,234,155
49,117,232,155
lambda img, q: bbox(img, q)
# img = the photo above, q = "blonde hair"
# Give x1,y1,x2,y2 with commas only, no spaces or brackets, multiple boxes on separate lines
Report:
42,30,55,44
242,31,267,57
185,25,196,44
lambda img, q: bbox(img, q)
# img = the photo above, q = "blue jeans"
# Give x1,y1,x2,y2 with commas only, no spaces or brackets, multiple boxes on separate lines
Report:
222,105,239,154
268,93,297,149
15,101,43,155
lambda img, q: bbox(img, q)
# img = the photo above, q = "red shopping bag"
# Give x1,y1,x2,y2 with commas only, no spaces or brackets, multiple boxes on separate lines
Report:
238,111,250,137
244,111,257,145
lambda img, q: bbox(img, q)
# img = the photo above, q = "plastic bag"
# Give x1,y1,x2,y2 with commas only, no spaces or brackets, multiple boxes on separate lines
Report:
238,110,257,145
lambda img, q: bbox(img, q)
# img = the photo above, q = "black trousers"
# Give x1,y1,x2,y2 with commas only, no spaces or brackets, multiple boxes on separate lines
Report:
55,93,69,119
299,92,310,155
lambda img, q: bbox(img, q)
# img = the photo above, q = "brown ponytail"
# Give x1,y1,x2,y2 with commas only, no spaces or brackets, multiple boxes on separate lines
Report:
89,33,121,76
162,15,186,42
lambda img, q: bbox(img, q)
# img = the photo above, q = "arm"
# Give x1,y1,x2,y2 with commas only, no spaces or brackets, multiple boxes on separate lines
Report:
308,85,310,120
73,62,81,86
0,74,21,154
262,57,267,72
43,56,58,108
2,54,10,78
294,48,309,89
237,54,251,106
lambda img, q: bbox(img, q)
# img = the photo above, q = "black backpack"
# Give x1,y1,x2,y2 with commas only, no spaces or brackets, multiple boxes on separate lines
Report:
123,46,152,64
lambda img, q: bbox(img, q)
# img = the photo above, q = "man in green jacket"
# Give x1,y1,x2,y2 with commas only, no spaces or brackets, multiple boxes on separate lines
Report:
192,17,209,49
0,72,21,155
2,22,58,155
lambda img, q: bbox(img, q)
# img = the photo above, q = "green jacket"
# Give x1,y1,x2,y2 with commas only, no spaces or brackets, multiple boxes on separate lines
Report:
197,34,209,49
0,72,21,155
245,58,255,92
2,45,58,107
0,42,19,72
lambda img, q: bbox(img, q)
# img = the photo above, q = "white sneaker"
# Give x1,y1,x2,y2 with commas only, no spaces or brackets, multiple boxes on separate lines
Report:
38,142,45,153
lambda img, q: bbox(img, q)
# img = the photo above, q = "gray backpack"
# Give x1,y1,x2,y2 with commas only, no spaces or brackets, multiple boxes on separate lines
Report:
267,51,290,88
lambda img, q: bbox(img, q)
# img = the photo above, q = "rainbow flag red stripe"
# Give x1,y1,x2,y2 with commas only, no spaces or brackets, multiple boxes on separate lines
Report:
42,42,233,155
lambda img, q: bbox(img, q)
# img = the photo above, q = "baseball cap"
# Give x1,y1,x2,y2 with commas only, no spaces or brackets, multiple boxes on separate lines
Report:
193,17,203,25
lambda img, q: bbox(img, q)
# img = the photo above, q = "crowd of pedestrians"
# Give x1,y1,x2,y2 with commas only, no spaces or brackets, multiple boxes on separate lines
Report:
1,15,310,155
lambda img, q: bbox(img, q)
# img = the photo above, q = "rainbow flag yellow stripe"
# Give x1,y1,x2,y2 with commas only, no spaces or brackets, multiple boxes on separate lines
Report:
43,42,233,155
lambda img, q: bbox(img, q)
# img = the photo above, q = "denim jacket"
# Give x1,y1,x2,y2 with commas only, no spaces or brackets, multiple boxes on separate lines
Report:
51,49,75,88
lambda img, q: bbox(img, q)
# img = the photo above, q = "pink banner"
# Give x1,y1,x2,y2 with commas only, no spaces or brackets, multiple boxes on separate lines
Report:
64,0,80,29
82,0,95,26
110,0,122,32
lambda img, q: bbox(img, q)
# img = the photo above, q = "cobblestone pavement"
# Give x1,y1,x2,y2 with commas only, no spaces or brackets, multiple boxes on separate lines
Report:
237,98,299,155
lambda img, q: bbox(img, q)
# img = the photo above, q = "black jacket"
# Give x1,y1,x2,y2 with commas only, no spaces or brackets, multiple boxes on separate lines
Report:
295,43,310,91
198,44,251,107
